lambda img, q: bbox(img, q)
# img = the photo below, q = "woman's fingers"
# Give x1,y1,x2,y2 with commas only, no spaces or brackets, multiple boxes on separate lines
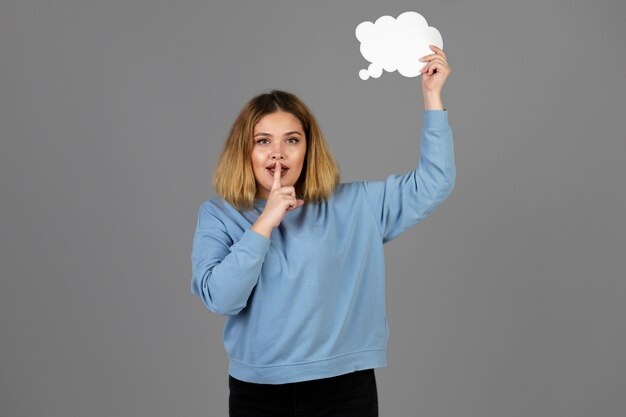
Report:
420,55,448,65
281,189,300,209
420,49,451,74
277,185,295,197
420,54,445,63
422,45,447,60
270,186,299,209
429,44,446,58
420,45,448,63
421,60,450,75
271,161,282,191
282,191,299,207
421,57,447,67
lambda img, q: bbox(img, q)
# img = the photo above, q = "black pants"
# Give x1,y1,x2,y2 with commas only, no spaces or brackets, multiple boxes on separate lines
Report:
229,369,379,417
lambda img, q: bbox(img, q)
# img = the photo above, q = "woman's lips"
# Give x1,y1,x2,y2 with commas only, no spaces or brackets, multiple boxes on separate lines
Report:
267,167,288,177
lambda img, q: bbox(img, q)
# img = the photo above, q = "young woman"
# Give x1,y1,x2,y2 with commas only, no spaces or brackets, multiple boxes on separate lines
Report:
192,45,454,417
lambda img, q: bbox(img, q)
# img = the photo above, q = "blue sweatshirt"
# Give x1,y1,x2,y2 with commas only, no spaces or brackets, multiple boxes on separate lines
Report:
191,110,455,384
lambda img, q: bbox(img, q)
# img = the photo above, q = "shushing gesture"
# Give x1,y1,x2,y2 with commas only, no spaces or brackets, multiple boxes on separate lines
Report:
252,161,304,238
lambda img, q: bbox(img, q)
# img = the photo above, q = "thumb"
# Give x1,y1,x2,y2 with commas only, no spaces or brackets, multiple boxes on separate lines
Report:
286,199,305,212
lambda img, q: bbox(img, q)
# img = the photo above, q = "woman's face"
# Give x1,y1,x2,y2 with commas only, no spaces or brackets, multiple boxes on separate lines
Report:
251,111,307,200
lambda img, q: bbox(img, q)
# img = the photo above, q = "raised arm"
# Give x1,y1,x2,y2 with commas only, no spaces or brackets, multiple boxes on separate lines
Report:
361,45,455,243
361,110,455,243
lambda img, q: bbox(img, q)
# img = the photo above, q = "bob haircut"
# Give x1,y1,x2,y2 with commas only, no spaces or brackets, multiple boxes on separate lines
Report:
213,89,340,211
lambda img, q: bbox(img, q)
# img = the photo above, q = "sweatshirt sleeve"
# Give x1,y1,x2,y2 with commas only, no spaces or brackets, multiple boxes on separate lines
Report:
190,202,270,316
360,110,456,243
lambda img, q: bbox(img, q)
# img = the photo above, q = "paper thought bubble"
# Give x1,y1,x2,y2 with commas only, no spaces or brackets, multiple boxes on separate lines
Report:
356,11,443,80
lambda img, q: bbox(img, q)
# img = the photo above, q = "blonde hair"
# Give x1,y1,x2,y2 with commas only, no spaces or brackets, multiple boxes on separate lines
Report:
213,90,340,211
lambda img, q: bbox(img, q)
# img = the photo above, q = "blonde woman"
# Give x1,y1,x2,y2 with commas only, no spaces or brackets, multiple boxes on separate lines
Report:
192,45,454,416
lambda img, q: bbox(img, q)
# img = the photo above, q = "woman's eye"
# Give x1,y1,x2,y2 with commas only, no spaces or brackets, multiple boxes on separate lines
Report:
256,139,269,144
287,138,299,144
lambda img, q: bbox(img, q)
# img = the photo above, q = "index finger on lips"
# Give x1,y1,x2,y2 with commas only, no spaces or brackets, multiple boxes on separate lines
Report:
272,161,281,190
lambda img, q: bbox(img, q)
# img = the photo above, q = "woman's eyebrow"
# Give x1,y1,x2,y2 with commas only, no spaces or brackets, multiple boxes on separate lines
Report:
254,131,303,137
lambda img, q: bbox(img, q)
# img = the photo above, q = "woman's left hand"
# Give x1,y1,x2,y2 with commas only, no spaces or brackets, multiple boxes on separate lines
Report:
420,45,451,94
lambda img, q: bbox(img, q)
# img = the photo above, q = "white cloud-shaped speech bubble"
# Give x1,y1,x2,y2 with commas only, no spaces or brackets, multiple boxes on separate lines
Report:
356,11,443,80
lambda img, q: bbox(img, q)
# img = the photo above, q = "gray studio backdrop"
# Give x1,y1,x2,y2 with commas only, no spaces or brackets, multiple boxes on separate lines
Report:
1,0,624,416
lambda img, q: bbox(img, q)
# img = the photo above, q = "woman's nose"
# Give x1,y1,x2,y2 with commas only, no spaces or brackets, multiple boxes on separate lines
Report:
271,153,284,160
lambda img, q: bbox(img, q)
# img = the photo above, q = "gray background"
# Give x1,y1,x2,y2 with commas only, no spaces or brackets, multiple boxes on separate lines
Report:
1,0,624,416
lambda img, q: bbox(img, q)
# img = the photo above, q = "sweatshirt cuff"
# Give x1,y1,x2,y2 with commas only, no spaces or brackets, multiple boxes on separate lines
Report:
239,228,271,255
423,109,449,129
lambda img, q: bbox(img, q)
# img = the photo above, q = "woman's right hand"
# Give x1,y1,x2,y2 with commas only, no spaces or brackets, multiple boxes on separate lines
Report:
251,161,304,238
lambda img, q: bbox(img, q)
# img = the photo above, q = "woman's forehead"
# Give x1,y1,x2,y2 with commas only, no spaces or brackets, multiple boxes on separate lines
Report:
254,111,303,133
